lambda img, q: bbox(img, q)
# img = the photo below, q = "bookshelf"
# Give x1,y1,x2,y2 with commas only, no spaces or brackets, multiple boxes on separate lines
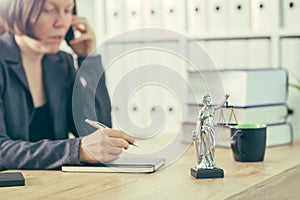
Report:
75,0,300,139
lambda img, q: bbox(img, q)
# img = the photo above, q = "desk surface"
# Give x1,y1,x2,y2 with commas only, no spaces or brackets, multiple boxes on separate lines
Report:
1,141,300,200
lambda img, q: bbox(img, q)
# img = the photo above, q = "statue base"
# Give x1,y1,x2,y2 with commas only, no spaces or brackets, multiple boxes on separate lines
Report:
190,167,224,179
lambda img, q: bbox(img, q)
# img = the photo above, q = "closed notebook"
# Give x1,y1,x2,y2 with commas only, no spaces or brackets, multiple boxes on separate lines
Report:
185,104,288,125
188,68,288,107
182,122,293,147
62,157,165,173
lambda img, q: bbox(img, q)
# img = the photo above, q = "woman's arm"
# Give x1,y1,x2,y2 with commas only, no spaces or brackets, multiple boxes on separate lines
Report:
0,57,82,170
0,90,74,171
0,134,81,170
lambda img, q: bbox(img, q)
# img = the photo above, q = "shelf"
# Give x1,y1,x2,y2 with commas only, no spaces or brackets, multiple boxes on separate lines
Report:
101,31,300,43
187,32,273,40
102,30,184,44
278,30,300,38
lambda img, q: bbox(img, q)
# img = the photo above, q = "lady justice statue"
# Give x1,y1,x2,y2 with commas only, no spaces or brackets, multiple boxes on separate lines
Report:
191,93,230,179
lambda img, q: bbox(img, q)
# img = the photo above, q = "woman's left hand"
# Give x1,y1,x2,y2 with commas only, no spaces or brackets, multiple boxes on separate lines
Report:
69,16,96,57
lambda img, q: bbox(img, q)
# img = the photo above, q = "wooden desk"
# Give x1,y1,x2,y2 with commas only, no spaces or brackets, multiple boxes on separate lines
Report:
1,142,300,200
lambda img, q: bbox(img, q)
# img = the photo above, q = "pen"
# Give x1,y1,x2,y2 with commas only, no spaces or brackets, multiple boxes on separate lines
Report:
84,119,139,147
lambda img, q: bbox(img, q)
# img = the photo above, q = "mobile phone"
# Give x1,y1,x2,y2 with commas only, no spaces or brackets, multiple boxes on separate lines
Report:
0,172,25,187
65,1,77,45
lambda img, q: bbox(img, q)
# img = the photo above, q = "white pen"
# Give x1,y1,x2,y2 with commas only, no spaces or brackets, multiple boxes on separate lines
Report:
84,119,139,147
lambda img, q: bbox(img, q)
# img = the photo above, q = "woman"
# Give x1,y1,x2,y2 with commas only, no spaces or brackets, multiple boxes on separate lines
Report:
0,0,135,170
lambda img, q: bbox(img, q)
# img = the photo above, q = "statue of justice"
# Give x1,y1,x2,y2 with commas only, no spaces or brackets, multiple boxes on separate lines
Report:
191,93,230,178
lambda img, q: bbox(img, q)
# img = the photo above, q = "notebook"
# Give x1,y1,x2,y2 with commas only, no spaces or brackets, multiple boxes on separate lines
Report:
62,157,165,173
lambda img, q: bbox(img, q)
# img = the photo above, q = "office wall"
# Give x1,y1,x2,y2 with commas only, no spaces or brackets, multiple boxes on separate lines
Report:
75,0,300,139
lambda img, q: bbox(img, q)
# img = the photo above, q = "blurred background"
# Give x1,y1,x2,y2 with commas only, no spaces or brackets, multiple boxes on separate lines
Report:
67,0,300,140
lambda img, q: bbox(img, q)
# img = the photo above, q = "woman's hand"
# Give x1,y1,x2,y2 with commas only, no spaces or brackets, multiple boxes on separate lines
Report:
69,16,96,57
79,128,135,163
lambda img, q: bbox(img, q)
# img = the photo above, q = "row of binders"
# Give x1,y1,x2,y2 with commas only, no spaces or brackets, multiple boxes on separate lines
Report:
183,68,294,147
188,39,271,70
189,36,300,70
104,42,186,136
104,0,300,35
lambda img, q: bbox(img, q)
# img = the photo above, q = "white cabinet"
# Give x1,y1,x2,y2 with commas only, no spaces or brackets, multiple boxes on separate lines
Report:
76,0,300,139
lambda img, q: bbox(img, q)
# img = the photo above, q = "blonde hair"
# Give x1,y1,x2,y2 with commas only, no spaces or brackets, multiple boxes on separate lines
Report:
0,0,45,38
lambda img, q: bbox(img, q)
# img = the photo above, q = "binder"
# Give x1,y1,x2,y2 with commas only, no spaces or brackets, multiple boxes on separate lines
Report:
123,42,147,129
186,40,214,71
159,42,185,134
206,40,227,69
208,0,229,32
125,0,143,31
106,0,126,36
225,39,247,69
251,0,276,31
139,42,162,135
161,0,185,32
103,43,126,92
104,43,128,130
247,39,271,69
162,88,182,135
187,70,211,104
281,38,300,138
282,0,300,30
186,0,208,34
142,42,161,66
228,0,250,31
143,0,163,28
281,38,300,84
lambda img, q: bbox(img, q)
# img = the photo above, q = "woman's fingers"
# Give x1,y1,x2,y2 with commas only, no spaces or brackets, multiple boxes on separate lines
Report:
102,129,135,145
110,137,130,149
79,128,135,163
69,16,96,56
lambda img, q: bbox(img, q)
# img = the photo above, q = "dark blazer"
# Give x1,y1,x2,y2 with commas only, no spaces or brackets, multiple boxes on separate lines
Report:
0,33,112,170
